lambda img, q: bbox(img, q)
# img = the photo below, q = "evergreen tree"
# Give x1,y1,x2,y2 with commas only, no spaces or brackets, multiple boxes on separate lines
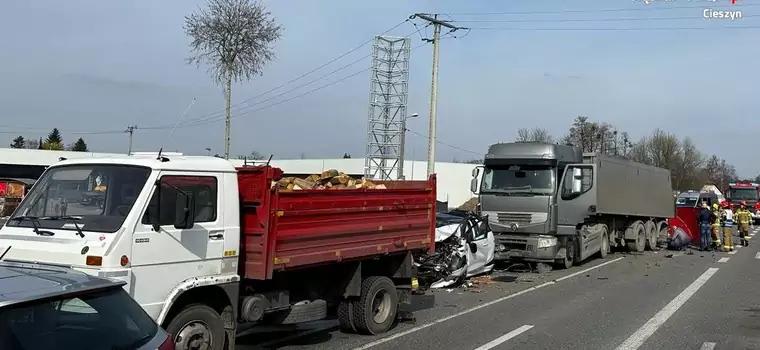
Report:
71,138,88,152
38,137,44,149
46,128,63,145
10,136,25,149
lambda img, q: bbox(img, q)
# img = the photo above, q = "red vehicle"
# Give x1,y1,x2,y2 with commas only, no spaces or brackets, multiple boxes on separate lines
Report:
726,182,760,223
670,190,720,245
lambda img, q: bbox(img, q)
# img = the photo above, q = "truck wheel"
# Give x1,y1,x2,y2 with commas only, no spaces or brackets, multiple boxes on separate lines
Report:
166,304,225,350
645,221,657,251
337,299,357,333
352,276,398,335
555,239,575,269
626,222,646,252
596,230,609,259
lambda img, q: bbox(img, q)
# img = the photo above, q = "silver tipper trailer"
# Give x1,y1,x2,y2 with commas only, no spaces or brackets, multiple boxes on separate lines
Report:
471,142,674,269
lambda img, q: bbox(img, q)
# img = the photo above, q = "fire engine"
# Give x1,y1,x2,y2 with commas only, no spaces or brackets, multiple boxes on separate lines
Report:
727,182,760,223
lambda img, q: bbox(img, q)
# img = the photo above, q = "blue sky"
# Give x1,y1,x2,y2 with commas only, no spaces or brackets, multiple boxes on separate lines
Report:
0,0,757,175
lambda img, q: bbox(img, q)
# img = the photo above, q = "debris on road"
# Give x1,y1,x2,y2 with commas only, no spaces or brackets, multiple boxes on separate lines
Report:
275,169,386,190
414,212,495,290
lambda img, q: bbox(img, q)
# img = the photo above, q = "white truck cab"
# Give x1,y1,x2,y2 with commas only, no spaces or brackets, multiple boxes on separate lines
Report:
0,155,242,349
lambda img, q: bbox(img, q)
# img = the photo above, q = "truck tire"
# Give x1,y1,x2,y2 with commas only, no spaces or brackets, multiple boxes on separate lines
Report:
166,304,225,350
352,276,398,335
596,228,609,259
626,222,646,252
555,238,575,269
337,299,357,333
645,220,657,251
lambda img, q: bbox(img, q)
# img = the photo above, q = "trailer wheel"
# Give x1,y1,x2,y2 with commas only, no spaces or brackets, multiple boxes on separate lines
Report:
352,276,398,335
337,299,357,333
626,222,646,252
166,304,225,350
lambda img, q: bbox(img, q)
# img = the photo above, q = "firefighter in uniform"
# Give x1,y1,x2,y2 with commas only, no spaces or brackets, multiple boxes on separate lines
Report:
735,201,753,247
711,203,722,249
720,201,735,251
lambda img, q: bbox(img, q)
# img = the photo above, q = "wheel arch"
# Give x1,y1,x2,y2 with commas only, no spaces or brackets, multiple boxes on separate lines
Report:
157,275,240,327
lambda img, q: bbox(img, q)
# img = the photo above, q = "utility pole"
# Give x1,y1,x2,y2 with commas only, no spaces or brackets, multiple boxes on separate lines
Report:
412,13,465,177
125,125,137,155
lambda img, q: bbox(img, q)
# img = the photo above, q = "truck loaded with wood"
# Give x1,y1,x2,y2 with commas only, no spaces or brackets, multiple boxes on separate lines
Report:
0,155,437,350
471,142,674,269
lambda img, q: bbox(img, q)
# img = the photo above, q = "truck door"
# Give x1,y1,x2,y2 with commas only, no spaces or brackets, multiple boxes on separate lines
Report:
557,164,599,256
129,172,225,319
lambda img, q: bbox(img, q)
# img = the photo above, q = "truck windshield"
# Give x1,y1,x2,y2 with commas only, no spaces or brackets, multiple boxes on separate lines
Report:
6,164,150,233
481,165,554,194
730,188,758,201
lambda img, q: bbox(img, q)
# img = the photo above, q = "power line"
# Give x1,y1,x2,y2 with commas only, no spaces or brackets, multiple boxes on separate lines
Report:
166,41,432,130
456,14,760,23
468,25,760,31
405,128,481,156
144,20,417,130
447,3,760,16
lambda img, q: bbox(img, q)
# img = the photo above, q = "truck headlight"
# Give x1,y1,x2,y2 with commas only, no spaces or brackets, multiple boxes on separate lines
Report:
537,237,557,249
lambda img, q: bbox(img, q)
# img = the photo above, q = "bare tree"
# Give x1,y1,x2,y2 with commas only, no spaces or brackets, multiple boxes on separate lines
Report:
185,0,282,159
516,127,553,143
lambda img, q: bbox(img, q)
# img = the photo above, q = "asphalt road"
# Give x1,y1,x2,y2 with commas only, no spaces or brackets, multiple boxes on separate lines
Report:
235,227,760,350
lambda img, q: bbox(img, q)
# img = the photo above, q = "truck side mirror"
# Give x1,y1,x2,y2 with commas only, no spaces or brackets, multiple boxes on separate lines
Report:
472,167,480,178
174,191,196,229
470,178,479,194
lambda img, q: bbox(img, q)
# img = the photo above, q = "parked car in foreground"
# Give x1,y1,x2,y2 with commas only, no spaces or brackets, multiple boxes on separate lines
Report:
0,258,173,350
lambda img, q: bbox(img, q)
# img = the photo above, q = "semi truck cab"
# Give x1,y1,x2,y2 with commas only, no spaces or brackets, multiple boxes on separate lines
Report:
470,142,585,267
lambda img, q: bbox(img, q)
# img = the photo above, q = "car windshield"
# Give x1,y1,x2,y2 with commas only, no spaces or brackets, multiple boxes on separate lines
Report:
730,188,758,201
0,287,159,350
480,165,554,194
676,194,700,207
6,165,150,233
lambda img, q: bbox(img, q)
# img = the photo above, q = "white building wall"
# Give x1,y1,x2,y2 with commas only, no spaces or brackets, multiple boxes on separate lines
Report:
0,148,477,208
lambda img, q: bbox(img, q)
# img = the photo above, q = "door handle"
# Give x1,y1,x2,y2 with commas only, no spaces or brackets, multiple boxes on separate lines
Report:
209,230,224,239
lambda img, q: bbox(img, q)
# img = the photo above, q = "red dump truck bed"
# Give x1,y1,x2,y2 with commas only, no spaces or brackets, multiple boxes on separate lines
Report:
236,165,437,280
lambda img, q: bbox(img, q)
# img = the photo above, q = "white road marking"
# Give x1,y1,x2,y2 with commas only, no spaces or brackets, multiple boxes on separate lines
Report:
473,325,534,350
736,245,742,249
718,257,730,263
351,257,626,350
614,267,719,350
700,342,716,350
755,252,760,260
729,250,737,255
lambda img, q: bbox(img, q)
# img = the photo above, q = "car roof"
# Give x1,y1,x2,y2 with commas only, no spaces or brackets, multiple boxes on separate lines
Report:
0,261,125,308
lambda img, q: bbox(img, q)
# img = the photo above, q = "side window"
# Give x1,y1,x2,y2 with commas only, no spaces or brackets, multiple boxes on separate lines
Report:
141,175,218,226
561,166,593,200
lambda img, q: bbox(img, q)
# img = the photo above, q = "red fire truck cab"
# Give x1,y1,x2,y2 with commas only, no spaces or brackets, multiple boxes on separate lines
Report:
727,182,760,223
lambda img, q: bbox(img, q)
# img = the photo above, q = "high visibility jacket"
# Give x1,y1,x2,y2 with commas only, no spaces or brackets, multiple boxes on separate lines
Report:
722,209,734,227
712,209,722,226
735,208,752,224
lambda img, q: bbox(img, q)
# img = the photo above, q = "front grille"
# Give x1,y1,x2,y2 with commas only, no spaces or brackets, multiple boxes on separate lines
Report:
497,212,532,225
498,237,533,252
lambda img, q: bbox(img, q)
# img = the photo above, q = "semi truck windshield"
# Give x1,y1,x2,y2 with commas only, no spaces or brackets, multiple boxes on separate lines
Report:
481,165,554,193
730,188,759,201
6,164,151,233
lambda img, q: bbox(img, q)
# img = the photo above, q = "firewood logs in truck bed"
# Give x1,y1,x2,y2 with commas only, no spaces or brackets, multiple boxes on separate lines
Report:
275,169,387,191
